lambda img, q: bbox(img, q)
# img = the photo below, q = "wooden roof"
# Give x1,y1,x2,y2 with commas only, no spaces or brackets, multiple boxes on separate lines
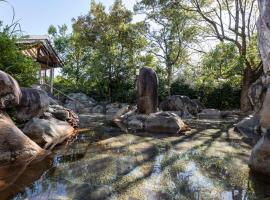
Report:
17,35,63,69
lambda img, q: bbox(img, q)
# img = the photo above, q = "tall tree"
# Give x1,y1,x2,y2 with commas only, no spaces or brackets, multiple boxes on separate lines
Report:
74,0,150,101
135,0,198,95
178,0,260,113
48,24,91,90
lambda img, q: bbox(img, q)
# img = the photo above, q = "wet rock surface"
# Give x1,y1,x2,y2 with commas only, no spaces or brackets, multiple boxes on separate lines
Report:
0,111,43,163
4,119,269,200
0,70,22,109
23,117,75,149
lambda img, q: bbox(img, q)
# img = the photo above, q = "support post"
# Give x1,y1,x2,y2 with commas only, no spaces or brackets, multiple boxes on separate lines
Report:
50,68,54,94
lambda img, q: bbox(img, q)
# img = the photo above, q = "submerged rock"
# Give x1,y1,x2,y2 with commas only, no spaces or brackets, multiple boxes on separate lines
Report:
0,111,43,163
23,117,75,149
79,114,106,128
16,88,50,122
0,70,22,109
137,67,158,114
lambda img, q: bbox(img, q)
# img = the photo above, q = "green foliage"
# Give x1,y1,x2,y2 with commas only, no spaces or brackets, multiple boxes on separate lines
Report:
135,0,199,94
171,78,198,99
51,0,155,102
0,33,39,86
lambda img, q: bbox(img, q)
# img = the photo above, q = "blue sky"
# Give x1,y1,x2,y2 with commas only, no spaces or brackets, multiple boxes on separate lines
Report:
0,0,138,35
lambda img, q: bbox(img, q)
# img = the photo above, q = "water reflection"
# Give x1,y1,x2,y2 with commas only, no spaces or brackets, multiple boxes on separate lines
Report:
0,120,269,199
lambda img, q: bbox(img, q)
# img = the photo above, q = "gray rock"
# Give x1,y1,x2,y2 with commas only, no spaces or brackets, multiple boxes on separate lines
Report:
160,95,203,116
257,0,270,133
248,79,266,113
105,103,129,121
48,105,79,128
92,105,105,113
0,70,22,109
64,92,96,114
128,119,144,130
236,115,261,144
249,130,270,175
79,114,106,128
15,88,50,122
0,111,43,163
23,117,75,149
137,67,158,114
198,109,221,119
144,112,188,134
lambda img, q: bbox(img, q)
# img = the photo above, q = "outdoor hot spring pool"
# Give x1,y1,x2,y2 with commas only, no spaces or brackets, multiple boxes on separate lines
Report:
1,119,270,200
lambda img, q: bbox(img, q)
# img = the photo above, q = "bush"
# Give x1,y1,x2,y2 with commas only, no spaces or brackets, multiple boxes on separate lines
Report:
170,78,240,110
0,33,39,86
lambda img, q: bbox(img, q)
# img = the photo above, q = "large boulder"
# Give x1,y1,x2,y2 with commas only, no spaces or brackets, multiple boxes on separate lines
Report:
235,115,261,144
15,88,50,122
0,70,22,109
23,117,75,149
64,93,96,114
249,130,270,175
160,95,204,117
137,67,158,114
121,110,189,134
144,112,188,134
0,112,43,163
257,0,270,133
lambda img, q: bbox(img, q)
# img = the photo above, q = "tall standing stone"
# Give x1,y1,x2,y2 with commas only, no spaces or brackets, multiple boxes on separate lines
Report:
137,67,158,114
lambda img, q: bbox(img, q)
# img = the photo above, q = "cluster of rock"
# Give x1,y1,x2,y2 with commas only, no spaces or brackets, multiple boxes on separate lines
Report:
0,70,78,164
160,95,204,118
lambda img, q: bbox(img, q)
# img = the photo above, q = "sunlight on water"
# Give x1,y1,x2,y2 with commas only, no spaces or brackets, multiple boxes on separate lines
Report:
0,120,269,200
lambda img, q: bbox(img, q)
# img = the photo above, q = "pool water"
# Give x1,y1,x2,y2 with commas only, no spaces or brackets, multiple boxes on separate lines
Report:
1,119,270,200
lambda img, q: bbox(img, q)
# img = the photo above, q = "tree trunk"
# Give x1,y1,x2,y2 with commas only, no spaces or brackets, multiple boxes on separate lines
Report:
240,66,254,114
167,65,172,96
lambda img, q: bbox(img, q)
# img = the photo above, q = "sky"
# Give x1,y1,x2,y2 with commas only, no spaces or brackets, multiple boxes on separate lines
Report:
0,0,138,35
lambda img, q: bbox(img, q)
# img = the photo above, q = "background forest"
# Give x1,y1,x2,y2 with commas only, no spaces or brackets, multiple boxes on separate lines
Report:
0,0,261,110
